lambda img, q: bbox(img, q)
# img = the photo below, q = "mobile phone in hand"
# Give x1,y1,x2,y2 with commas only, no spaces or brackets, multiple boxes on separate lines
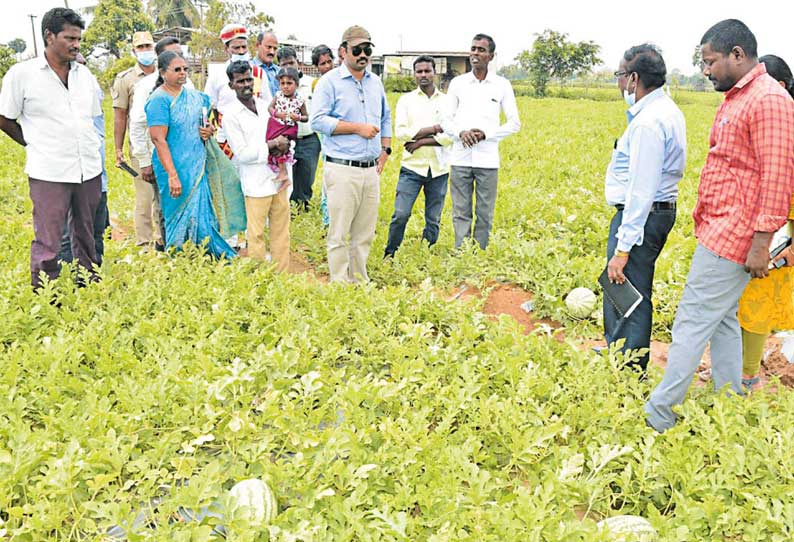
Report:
117,161,139,177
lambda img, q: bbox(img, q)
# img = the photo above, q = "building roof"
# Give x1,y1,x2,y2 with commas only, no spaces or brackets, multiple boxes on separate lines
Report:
389,51,471,58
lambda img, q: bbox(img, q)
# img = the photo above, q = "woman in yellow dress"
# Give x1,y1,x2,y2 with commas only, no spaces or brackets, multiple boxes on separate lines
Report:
737,55,794,390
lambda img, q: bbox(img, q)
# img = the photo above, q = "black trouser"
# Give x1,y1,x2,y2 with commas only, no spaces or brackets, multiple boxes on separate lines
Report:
604,205,676,370
290,133,321,203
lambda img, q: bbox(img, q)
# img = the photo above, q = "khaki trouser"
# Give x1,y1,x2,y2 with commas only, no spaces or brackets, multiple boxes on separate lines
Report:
244,189,290,271
131,154,162,245
324,161,380,283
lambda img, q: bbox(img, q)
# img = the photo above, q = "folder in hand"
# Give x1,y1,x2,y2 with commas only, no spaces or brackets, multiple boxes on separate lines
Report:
598,267,643,319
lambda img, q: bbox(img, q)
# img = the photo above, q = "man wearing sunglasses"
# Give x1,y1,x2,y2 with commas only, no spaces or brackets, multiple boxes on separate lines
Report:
311,25,392,283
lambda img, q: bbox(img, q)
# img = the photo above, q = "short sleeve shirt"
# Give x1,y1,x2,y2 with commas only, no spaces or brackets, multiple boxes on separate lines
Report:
111,65,147,112
0,56,102,183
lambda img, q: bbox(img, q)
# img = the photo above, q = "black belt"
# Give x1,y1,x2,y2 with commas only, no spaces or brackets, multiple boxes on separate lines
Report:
615,201,676,212
325,156,377,168
298,133,317,139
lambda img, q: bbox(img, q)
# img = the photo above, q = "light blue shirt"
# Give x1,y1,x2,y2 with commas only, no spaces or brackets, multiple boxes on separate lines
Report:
253,58,280,97
310,64,392,161
605,88,686,252
93,87,108,192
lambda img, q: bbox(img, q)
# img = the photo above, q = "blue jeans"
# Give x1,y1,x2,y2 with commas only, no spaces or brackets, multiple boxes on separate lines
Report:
59,191,110,266
604,206,676,370
385,167,448,256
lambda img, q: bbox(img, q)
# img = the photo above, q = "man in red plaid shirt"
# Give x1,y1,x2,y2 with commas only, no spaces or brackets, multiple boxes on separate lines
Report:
646,19,794,432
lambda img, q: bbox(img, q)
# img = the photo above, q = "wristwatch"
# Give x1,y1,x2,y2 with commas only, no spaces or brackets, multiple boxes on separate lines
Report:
381,146,392,155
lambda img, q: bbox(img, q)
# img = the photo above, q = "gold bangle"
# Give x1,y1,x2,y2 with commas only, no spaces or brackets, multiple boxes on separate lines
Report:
614,250,630,258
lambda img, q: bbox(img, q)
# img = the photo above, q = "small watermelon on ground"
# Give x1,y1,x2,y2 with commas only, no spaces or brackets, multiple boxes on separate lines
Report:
566,287,597,319
596,515,657,542
229,478,278,526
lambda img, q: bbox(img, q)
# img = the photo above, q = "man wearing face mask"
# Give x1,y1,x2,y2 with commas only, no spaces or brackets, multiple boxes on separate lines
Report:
204,24,271,159
603,44,686,372
111,31,158,248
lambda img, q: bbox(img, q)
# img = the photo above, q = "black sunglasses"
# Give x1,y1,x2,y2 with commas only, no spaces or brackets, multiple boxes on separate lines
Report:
351,44,373,57
170,66,190,73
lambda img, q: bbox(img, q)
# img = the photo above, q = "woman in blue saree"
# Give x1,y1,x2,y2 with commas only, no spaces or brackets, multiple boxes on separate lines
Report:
145,50,236,259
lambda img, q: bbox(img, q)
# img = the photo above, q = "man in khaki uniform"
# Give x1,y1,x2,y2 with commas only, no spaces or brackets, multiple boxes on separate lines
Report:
112,31,160,247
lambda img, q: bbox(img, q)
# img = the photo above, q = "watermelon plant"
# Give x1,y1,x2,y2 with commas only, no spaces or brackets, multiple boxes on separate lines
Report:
0,92,792,542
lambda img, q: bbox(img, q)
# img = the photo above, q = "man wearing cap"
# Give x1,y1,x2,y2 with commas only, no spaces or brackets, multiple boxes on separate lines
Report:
205,23,271,160
112,31,160,249
254,31,280,97
310,25,392,283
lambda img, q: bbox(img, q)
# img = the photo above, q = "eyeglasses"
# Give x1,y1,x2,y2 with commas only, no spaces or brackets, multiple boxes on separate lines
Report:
170,66,190,73
614,70,628,78
350,44,373,57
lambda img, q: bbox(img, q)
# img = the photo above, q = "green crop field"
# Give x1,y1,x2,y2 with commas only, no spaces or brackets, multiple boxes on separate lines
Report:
1,91,793,541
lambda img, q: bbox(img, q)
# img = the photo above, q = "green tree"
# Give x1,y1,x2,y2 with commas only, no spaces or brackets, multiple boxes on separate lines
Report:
189,1,274,72
6,38,26,55
148,0,200,28
0,46,17,78
82,0,154,58
517,29,601,97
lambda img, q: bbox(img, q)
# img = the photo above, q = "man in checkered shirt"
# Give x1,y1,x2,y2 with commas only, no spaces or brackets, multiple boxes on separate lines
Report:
646,19,794,432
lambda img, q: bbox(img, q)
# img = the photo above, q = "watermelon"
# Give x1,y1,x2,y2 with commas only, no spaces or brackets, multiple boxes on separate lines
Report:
596,515,657,542
566,287,597,319
229,478,278,526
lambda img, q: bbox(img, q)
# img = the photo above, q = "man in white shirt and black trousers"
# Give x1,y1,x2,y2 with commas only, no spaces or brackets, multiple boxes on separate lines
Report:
0,8,103,290
443,33,520,250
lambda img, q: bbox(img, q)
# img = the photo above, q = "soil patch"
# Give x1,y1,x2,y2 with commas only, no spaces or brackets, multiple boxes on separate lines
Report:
447,283,564,338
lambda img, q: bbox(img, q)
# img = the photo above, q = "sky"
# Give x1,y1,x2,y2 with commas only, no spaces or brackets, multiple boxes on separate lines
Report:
3,0,793,75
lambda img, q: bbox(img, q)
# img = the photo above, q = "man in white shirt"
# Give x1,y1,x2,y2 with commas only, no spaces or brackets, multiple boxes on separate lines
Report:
128,36,193,249
0,8,103,290
443,33,520,250
277,46,321,212
204,23,272,158
222,61,291,270
385,55,453,257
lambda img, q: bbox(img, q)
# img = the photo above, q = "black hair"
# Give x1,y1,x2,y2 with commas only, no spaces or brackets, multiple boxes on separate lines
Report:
700,19,757,58
226,59,252,82
623,43,666,89
760,54,794,99
41,7,84,43
312,44,334,66
413,55,436,70
472,33,495,53
152,50,182,93
276,67,300,83
277,46,297,63
256,31,276,45
155,36,180,56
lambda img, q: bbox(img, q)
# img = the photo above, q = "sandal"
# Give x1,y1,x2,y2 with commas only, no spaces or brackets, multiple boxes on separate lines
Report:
742,375,760,392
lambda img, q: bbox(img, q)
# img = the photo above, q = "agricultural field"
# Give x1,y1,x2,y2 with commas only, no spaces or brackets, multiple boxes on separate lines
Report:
1,90,793,541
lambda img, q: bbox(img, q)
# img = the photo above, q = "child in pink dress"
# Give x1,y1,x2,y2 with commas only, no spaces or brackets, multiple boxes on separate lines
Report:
267,67,308,186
